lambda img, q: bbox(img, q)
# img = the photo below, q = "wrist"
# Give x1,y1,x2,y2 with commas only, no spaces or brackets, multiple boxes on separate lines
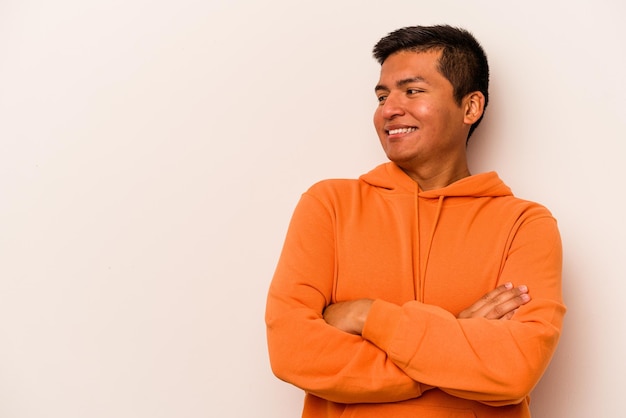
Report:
354,299,374,335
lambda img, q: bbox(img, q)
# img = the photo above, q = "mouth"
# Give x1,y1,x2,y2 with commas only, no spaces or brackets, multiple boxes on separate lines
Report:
386,127,417,135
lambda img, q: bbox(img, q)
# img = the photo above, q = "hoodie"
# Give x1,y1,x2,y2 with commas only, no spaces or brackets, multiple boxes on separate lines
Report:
266,162,565,418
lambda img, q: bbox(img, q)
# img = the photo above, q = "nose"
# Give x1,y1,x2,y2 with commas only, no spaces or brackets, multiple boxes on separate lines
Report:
380,93,404,119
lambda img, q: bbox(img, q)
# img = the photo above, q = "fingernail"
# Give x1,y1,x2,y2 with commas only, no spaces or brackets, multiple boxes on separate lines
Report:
520,293,530,302
504,282,513,289
519,285,528,293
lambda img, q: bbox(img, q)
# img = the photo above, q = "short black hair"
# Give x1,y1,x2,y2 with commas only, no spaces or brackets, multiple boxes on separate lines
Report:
373,25,489,140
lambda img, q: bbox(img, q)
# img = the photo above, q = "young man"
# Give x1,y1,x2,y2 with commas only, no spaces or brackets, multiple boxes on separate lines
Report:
266,25,565,417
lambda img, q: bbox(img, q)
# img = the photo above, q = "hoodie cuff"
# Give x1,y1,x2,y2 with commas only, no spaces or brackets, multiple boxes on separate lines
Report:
362,299,403,352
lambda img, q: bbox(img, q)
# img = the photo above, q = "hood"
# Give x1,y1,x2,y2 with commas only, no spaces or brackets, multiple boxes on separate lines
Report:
359,162,513,198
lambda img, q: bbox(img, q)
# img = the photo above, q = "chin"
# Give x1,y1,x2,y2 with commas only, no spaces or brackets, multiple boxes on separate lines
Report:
384,149,416,164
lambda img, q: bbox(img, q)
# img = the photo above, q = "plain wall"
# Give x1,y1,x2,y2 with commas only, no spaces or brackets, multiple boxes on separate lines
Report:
1,0,624,417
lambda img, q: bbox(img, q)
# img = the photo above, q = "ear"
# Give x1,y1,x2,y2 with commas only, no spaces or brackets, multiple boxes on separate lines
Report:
463,91,485,125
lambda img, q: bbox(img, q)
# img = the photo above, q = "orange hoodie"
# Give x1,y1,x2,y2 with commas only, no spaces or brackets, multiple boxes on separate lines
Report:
266,162,565,418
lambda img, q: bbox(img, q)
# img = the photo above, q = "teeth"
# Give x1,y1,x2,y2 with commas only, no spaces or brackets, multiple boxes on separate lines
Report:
388,127,416,135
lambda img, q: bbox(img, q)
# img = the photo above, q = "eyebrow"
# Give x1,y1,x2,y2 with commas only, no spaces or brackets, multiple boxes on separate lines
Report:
375,76,427,92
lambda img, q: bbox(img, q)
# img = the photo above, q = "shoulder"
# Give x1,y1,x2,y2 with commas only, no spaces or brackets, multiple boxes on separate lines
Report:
481,172,556,221
492,196,560,238
307,178,360,193
501,195,555,218
304,162,403,198
303,178,364,206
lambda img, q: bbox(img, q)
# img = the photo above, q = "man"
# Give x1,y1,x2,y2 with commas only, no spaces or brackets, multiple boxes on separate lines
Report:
265,25,565,417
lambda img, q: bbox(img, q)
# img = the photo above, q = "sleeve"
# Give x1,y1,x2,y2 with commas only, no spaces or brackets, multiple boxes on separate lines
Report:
265,191,431,404
361,211,566,406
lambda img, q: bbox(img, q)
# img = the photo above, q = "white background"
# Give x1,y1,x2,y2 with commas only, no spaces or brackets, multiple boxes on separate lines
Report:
1,0,624,417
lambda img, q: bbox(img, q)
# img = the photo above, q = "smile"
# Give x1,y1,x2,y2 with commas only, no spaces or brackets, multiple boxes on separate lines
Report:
387,127,417,135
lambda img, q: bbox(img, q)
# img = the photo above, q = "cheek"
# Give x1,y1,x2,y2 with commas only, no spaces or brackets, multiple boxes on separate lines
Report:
373,108,384,130
409,102,433,119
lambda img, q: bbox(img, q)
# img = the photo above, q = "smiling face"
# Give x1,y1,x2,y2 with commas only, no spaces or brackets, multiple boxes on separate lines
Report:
374,49,483,185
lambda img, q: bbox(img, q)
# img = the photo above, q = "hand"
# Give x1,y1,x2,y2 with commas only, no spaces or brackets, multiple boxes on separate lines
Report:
457,282,530,320
323,283,530,335
323,299,373,335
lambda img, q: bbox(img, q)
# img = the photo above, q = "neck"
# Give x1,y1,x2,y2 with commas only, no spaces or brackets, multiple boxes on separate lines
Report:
399,162,471,191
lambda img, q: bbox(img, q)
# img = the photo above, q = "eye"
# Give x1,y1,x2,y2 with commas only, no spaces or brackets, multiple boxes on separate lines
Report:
407,88,424,95
377,95,387,104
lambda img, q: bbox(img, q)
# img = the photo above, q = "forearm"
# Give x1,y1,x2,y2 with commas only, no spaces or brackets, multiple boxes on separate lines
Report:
362,298,564,404
266,294,431,403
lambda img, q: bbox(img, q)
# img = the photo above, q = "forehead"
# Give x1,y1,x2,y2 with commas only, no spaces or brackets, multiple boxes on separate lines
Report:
377,49,443,85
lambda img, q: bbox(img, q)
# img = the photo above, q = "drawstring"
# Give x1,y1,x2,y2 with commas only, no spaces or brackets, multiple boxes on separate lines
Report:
419,195,444,302
412,183,420,301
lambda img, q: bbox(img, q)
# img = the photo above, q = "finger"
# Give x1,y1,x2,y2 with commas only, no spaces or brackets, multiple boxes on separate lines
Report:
479,285,528,315
459,282,514,317
486,292,531,320
500,309,517,321
459,284,529,320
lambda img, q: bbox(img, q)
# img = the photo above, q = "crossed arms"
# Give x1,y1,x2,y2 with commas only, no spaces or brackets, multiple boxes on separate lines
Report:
323,282,531,335
266,190,565,405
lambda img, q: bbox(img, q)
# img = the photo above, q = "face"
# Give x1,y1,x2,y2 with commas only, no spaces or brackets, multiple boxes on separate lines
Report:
374,50,478,175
